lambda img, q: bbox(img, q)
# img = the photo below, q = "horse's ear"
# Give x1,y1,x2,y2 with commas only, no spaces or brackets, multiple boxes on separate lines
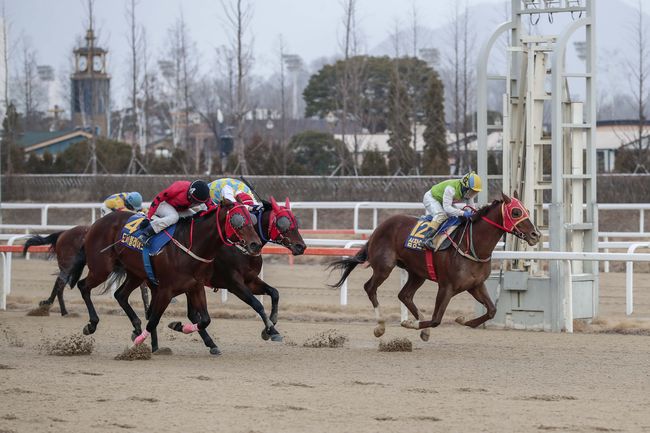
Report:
512,190,519,200
285,197,290,210
501,192,511,204
270,196,280,212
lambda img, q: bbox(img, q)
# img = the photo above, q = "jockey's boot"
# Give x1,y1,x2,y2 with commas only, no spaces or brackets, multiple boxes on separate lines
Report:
423,220,441,250
137,225,156,246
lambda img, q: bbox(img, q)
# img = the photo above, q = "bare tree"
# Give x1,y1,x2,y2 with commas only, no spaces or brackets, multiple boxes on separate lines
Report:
337,0,364,174
14,37,44,130
124,0,146,173
1,1,10,113
220,0,254,175
444,0,474,174
623,0,650,172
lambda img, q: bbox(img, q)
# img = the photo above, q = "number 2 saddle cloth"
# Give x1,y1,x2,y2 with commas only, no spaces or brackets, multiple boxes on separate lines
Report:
404,215,461,252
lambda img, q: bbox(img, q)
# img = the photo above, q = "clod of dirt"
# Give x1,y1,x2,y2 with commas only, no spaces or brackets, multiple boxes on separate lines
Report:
0,364,15,370
41,334,94,356
378,337,412,352
114,344,152,361
302,329,348,348
26,304,50,316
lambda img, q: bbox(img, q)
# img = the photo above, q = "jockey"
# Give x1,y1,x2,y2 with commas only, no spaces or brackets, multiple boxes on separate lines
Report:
137,180,215,245
101,192,143,216
209,178,259,211
422,171,482,249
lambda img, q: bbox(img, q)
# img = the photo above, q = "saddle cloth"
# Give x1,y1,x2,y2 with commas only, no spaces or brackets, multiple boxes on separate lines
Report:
120,214,176,255
404,215,461,252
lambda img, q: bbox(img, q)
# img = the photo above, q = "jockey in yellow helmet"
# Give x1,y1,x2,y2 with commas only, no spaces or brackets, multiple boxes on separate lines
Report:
422,172,482,249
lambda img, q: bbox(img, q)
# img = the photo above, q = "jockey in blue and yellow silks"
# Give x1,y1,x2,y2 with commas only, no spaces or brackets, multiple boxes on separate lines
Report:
209,178,258,210
101,192,143,216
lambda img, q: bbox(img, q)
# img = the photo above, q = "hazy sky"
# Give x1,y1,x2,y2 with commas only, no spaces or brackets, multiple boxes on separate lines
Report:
9,0,509,105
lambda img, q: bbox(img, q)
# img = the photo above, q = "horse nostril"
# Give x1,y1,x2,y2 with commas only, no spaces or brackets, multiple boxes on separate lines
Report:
251,242,262,253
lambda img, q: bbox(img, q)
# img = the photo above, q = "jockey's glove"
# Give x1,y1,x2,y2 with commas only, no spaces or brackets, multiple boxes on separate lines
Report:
463,210,473,218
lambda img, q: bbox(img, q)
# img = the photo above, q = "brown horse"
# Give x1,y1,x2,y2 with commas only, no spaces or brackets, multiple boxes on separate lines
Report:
330,192,540,341
67,200,262,355
22,226,149,316
167,197,306,343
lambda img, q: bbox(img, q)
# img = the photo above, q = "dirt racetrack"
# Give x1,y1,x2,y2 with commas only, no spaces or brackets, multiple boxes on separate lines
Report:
1,258,650,433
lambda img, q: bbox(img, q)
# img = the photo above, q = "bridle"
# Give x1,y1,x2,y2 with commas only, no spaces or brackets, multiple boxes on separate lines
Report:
215,202,256,254
257,197,301,251
445,198,533,262
480,198,531,241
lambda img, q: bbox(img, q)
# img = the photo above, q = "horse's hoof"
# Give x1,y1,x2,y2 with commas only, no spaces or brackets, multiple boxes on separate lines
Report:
153,347,173,356
209,347,222,356
261,329,271,341
168,321,183,332
38,300,52,307
420,330,430,342
455,316,466,326
82,324,95,335
373,325,386,338
401,320,418,330
131,330,139,342
270,334,284,342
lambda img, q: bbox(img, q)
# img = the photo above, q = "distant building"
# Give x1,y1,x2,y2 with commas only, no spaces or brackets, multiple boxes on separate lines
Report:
71,23,110,136
17,130,93,156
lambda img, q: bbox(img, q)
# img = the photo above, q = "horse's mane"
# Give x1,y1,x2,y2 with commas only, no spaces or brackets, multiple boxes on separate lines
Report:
470,199,502,223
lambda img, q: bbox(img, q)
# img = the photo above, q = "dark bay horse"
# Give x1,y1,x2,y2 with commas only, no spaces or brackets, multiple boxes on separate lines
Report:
330,192,540,341
22,226,149,316
67,200,262,354
167,197,306,343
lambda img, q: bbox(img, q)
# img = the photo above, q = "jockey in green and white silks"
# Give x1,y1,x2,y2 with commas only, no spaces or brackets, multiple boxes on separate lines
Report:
422,172,482,249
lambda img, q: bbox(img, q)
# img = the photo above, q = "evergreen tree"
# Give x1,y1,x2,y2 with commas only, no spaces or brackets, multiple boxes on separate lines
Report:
386,68,415,174
422,72,449,175
1,103,24,174
360,148,388,175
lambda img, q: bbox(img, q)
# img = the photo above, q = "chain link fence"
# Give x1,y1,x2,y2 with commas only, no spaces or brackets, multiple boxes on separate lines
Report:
1,174,648,203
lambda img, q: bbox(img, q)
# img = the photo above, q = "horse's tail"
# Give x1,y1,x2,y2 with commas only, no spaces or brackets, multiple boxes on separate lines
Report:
67,246,87,288
328,244,369,288
22,232,62,257
99,263,126,296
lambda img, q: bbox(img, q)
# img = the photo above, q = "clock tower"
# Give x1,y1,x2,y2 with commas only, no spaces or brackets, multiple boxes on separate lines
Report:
71,22,110,136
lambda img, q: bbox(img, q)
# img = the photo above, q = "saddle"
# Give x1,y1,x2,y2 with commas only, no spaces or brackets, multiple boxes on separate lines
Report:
120,214,177,285
404,215,462,252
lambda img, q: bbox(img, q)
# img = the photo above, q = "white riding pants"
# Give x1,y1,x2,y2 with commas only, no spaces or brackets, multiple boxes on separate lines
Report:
423,191,447,223
150,202,180,233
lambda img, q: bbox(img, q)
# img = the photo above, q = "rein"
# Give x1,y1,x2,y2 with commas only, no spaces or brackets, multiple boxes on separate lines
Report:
446,200,532,262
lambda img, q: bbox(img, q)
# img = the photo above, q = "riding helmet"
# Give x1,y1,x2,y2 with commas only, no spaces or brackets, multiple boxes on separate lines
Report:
188,180,211,203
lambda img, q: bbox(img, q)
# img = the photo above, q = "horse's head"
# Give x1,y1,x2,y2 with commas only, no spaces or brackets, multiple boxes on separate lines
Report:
500,191,541,246
265,197,306,256
219,198,262,256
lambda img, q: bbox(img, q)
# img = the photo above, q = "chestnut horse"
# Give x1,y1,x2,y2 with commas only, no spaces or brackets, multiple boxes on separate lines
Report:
330,192,540,341
67,200,262,355
22,226,149,316
167,197,306,343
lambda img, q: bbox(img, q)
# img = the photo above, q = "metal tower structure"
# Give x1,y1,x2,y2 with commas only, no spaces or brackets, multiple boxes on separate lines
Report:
476,0,598,331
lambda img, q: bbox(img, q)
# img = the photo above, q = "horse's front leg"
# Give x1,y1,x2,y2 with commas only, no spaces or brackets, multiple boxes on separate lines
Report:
168,286,222,355
229,282,282,342
455,283,496,328
250,277,280,326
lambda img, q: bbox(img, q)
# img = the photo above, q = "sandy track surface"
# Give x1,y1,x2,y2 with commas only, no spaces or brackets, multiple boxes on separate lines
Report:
1,259,650,432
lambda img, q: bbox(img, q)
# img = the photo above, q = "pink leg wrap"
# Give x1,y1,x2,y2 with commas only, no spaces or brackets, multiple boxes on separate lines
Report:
182,323,199,334
133,330,150,345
